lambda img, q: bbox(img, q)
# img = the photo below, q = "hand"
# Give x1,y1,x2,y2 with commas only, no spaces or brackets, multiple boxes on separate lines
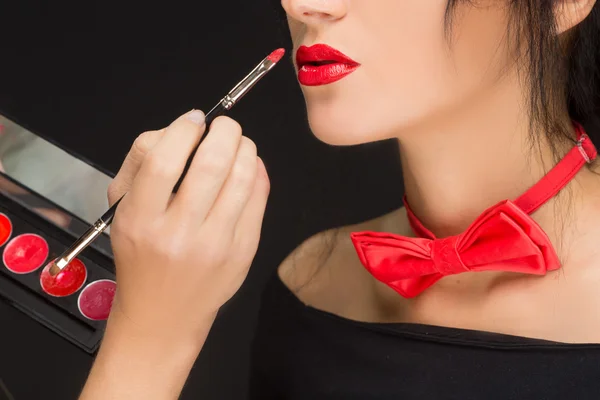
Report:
106,110,270,346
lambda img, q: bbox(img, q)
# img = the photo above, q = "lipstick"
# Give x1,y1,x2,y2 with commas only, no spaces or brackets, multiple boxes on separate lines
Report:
296,44,360,86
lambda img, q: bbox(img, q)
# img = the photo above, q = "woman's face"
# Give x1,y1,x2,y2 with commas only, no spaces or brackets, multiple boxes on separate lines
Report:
282,0,513,145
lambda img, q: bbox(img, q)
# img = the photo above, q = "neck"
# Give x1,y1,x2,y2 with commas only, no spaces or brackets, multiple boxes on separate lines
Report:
398,75,577,238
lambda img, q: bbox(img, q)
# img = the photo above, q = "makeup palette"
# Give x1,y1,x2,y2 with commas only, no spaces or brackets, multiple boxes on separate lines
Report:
0,114,117,353
0,191,116,352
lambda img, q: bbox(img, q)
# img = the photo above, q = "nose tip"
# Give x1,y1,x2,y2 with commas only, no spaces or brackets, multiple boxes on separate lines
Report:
284,0,347,23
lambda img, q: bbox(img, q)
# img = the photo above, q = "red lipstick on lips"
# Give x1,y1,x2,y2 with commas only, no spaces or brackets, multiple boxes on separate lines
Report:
296,44,360,86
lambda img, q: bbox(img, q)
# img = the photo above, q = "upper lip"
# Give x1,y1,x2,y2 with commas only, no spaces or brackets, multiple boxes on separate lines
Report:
296,44,359,68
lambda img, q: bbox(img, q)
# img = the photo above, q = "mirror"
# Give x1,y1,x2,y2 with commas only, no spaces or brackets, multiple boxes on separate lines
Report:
0,114,114,257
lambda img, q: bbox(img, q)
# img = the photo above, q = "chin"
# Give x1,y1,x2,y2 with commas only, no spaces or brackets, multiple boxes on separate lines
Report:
304,98,415,146
308,117,367,146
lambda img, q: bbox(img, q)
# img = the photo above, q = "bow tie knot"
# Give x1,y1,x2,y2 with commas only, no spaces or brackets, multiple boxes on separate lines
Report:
430,237,468,275
350,200,562,298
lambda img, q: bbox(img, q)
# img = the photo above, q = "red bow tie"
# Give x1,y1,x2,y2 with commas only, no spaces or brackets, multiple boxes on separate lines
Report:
351,124,597,298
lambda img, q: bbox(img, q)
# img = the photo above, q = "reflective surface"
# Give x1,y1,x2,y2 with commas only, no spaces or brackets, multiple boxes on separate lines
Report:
0,114,113,257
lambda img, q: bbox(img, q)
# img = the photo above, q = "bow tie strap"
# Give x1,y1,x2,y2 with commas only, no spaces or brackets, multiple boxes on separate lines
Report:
515,123,596,215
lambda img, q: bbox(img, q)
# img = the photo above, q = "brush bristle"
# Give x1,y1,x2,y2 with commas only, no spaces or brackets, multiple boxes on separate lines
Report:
48,261,60,277
267,48,286,63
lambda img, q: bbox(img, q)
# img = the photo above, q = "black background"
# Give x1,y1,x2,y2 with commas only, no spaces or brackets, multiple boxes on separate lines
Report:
0,1,404,399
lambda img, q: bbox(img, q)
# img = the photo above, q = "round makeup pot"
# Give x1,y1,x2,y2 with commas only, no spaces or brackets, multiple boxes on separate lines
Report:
78,279,116,321
3,233,49,274
0,213,12,247
40,258,87,297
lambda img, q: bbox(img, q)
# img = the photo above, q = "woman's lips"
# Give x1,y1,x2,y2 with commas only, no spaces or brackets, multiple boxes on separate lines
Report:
296,44,360,86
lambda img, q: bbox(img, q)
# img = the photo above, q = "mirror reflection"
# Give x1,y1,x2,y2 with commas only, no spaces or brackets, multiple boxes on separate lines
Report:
0,114,114,257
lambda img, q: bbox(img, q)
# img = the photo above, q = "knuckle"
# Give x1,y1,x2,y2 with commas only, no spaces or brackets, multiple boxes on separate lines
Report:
211,116,242,137
106,181,122,204
144,152,178,177
231,159,257,188
154,234,188,260
131,131,160,160
196,150,230,176
199,239,229,267
230,140,258,187
239,136,257,156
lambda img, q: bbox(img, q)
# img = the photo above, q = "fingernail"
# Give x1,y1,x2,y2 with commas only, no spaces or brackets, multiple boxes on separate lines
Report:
186,109,205,125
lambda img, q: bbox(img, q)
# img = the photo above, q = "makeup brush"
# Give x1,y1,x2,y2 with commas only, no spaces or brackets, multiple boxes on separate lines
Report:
48,48,286,276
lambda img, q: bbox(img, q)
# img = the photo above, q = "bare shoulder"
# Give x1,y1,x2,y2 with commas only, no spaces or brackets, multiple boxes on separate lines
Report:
277,207,411,318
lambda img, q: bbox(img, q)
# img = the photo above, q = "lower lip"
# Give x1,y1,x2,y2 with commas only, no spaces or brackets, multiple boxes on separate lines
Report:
78,279,116,321
3,233,49,274
297,63,359,86
40,258,88,297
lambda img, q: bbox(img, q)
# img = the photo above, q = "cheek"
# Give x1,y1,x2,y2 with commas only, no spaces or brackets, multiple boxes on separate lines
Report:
287,17,304,51
298,2,511,146
372,5,510,128
368,6,454,127
452,5,512,85
305,2,455,144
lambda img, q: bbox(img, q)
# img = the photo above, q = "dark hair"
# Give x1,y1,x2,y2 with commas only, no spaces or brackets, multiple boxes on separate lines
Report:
446,1,600,160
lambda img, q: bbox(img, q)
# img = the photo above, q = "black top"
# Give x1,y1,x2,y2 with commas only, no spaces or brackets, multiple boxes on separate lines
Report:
249,274,600,400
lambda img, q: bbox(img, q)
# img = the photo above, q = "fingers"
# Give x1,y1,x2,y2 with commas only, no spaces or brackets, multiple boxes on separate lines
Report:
232,157,271,261
169,116,242,221
107,129,165,206
202,136,258,233
128,110,206,216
